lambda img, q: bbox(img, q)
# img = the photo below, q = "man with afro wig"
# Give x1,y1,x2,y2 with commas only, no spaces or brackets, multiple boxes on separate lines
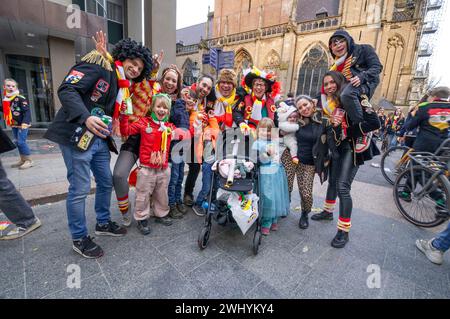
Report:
45,35,153,259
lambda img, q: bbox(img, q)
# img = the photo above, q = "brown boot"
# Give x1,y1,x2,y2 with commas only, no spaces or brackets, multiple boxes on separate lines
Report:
19,156,34,170
11,155,25,168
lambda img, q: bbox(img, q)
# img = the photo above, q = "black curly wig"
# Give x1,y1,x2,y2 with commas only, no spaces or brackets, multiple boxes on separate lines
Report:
112,38,153,83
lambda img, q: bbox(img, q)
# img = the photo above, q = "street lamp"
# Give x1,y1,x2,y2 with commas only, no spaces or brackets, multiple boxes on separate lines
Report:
191,61,200,84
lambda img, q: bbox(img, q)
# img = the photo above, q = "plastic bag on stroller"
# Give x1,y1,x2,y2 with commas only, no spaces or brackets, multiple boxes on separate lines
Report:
228,192,259,235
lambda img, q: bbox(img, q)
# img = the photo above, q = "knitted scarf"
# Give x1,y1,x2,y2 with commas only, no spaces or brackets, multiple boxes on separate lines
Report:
150,112,171,153
129,80,153,122
113,60,132,136
214,85,236,115
2,89,20,126
321,53,353,117
246,93,266,123
214,85,235,128
330,53,353,80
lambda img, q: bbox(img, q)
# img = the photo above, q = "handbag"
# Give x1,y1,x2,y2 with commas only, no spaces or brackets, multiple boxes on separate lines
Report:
0,128,16,154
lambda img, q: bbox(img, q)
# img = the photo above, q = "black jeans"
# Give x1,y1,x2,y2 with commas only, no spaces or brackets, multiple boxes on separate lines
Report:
325,156,340,202
184,163,201,197
340,84,366,124
336,141,360,219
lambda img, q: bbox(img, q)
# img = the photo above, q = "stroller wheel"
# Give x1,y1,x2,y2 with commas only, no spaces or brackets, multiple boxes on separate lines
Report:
253,231,262,255
198,226,211,250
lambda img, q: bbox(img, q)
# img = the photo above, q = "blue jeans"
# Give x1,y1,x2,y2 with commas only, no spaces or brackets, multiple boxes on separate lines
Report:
12,128,31,156
388,134,398,148
60,139,113,240
168,160,185,206
432,221,450,252
195,162,214,206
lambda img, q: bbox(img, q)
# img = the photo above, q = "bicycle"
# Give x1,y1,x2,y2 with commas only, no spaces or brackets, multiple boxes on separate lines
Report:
380,145,412,185
393,152,450,227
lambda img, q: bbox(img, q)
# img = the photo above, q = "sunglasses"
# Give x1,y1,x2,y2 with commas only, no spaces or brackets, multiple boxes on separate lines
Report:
330,38,346,46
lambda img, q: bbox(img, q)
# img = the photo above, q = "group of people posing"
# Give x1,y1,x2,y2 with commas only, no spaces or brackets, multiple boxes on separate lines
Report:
2,29,385,260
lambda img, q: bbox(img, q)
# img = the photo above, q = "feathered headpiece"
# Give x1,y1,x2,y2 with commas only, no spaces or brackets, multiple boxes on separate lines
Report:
241,66,281,99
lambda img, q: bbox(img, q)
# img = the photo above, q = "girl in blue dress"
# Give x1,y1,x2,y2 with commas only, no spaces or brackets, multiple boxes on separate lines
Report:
252,118,290,235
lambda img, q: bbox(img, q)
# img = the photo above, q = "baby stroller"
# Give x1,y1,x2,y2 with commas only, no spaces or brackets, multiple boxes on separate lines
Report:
197,136,263,255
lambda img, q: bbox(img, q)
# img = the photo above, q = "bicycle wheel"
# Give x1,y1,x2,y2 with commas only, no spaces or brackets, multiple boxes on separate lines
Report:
393,165,450,227
380,146,410,185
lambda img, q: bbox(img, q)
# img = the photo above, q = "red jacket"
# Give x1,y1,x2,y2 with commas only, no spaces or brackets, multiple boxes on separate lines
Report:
120,115,177,169
243,95,276,128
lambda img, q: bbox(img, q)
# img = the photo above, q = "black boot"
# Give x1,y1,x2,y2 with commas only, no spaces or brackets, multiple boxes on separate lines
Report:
311,210,333,221
298,211,309,229
331,230,349,248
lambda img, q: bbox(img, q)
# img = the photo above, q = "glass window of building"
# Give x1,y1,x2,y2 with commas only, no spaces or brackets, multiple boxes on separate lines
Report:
107,1,124,44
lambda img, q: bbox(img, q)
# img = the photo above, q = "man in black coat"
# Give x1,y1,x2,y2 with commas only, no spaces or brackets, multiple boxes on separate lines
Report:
328,29,383,124
44,38,153,259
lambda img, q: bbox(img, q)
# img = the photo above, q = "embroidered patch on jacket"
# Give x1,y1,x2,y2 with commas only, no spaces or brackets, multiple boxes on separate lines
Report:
95,79,110,93
65,70,85,84
90,90,102,102
428,108,450,131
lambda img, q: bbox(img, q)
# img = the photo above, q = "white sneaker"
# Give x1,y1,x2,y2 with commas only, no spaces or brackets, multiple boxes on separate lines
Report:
122,212,132,227
415,239,444,265
19,160,34,170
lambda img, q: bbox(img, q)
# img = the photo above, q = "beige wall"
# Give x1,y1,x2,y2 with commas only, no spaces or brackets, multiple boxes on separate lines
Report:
48,37,75,110
127,0,144,43
213,0,293,37
145,0,176,66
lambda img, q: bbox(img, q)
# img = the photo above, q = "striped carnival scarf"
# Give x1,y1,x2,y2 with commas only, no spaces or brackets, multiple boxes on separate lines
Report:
113,60,132,136
321,53,353,117
214,84,236,116
152,82,162,96
248,93,266,122
330,53,353,80
129,80,153,122
321,94,339,117
2,89,19,126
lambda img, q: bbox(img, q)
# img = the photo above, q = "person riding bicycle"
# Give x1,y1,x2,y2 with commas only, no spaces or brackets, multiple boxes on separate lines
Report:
398,87,450,210
399,87,450,154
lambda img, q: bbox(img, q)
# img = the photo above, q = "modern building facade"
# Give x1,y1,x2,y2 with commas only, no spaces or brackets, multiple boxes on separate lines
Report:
176,0,428,109
0,0,176,128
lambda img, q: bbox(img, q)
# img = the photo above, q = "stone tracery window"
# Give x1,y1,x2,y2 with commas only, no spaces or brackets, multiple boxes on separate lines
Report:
296,45,329,97
182,58,194,86
234,48,253,82
264,50,281,72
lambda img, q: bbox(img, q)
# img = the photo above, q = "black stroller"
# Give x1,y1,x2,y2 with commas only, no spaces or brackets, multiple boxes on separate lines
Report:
197,136,263,255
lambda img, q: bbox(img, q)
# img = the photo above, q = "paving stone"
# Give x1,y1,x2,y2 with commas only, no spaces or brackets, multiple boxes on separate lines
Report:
414,284,448,299
383,250,450,297
0,285,25,299
246,280,285,299
0,241,24,292
97,240,168,293
117,263,199,299
158,232,223,276
43,273,114,299
241,245,313,298
185,253,262,299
